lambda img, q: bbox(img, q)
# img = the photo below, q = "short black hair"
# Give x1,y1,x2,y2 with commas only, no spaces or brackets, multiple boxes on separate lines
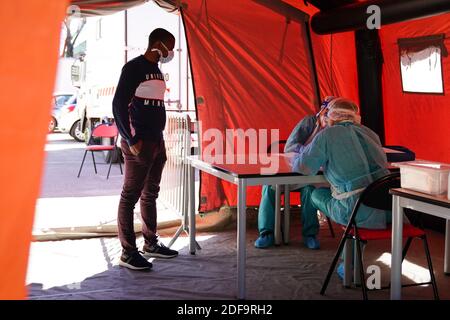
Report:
148,28,175,47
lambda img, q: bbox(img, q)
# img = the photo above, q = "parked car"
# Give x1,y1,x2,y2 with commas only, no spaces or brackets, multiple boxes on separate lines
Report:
49,93,74,133
53,94,85,142
54,93,73,108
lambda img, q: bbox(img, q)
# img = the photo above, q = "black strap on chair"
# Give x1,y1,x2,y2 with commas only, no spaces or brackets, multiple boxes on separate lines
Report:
106,134,123,179
267,139,287,154
383,145,415,162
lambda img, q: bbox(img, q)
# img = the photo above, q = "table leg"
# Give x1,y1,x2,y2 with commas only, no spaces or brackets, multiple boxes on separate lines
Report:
237,178,247,299
391,195,403,300
284,186,290,244
188,164,196,255
353,241,361,286
343,239,352,288
445,219,450,275
274,184,281,245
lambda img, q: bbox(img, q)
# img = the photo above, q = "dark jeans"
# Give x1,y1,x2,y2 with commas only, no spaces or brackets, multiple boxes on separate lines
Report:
118,137,167,253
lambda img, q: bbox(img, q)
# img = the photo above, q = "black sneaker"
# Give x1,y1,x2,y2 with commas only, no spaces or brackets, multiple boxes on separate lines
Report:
142,242,178,259
119,250,153,270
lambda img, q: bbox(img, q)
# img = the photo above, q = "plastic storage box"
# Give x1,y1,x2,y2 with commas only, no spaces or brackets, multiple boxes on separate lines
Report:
392,161,450,196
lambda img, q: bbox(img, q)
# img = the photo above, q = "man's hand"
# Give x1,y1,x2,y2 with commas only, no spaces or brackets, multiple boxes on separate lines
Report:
130,140,143,156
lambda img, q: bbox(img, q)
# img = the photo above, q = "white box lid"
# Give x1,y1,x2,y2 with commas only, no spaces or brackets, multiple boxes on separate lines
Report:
392,160,450,172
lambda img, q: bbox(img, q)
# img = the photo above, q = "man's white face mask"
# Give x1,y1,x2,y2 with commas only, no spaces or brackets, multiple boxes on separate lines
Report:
151,41,174,64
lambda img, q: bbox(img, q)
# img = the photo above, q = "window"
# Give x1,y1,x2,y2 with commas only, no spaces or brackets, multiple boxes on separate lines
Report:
54,94,72,108
398,34,447,94
71,65,80,82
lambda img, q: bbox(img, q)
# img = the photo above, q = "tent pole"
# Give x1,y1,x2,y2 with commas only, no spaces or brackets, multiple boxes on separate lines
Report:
355,29,385,144
304,21,322,108
178,13,182,111
180,6,203,211
124,10,128,63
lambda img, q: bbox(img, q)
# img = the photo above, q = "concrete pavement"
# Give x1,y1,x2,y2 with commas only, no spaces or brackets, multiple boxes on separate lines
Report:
34,133,181,240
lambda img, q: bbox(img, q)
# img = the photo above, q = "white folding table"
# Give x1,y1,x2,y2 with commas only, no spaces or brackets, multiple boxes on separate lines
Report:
187,154,327,299
390,188,450,300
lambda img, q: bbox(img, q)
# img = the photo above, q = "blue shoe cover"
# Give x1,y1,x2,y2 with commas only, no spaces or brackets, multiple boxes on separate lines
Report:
304,236,320,250
337,262,345,280
254,233,274,248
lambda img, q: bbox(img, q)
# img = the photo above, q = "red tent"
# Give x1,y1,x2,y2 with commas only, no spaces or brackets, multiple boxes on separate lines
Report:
177,0,450,211
0,0,449,298
67,0,450,211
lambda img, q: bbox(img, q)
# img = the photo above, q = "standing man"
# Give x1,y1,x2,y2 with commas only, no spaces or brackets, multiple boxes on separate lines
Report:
113,28,178,271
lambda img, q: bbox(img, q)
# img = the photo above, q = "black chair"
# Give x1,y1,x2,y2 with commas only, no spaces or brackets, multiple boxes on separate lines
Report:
320,172,439,300
267,140,335,239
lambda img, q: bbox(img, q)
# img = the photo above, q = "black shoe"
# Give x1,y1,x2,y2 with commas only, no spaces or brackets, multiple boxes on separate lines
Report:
142,242,178,259
119,250,153,270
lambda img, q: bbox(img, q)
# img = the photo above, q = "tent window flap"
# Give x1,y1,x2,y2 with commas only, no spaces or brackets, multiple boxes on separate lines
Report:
398,34,446,94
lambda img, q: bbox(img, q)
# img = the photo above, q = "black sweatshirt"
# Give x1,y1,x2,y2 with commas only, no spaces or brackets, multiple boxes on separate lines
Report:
112,55,166,146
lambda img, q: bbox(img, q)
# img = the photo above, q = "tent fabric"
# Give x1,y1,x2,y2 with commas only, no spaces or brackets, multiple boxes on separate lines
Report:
2,0,448,299
182,0,359,211
182,0,320,211
311,31,359,104
67,0,361,212
0,0,69,299
152,0,179,13
71,0,146,16
380,13,450,163
70,0,181,16
286,0,359,104
398,34,448,56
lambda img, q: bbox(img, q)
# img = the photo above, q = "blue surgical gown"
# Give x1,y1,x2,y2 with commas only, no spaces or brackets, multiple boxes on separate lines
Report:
291,121,391,229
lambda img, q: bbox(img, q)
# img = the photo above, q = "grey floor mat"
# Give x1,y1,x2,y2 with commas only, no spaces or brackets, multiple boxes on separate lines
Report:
27,213,450,300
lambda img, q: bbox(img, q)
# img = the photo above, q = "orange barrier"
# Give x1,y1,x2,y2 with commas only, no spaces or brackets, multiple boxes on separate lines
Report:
0,0,68,299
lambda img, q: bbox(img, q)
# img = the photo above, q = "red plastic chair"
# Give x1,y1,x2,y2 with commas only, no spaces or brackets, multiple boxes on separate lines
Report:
320,172,439,300
77,123,123,179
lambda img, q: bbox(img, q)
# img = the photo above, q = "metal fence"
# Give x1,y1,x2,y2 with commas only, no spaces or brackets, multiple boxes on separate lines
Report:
160,112,192,219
